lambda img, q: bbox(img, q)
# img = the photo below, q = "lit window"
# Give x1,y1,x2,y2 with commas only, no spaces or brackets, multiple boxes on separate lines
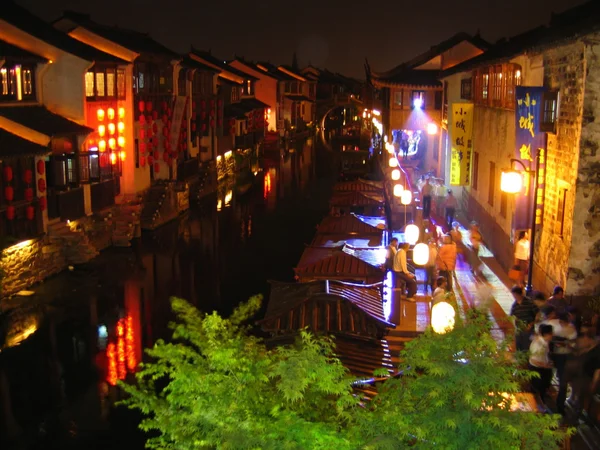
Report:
117,69,126,98
85,72,95,97
106,69,116,97
1,68,8,95
96,72,105,97
394,90,402,107
541,90,559,133
482,74,489,100
22,69,33,96
411,90,425,109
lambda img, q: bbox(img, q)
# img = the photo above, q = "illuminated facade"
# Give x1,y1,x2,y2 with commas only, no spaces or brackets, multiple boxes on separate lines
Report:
368,33,487,177
440,1,600,296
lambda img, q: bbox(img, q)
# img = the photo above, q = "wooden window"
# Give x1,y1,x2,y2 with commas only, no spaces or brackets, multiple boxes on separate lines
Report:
492,65,503,106
540,90,559,133
488,161,495,206
472,152,479,190
231,86,239,102
95,72,105,97
500,191,507,217
482,72,489,103
460,78,472,100
117,69,126,99
556,187,567,237
22,68,33,96
0,67,8,96
393,90,403,107
85,71,95,97
434,91,443,110
106,69,116,97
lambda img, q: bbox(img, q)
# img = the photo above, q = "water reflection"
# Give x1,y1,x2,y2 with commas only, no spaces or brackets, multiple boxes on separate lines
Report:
0,138,331,448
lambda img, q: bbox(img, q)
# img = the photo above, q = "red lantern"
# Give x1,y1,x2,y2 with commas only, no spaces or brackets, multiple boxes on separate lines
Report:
148,156,154,165
162,114,168,123
162,126,169,137
152,123,158,134
4,186,14,202
6,205,15,220
154,162,160,173
153,150,159,160
139,142,147,153
152,111,158,120
167,108,172,117
23,169,33,184
210,120,215,128
201,112,207,120
39,196,46,211
202,124,207,132
139,129,146,139
167,120,172,129
191,123,197,132
163,152,170,162
38,178,46,192
161,101,168,111
139,114,146,124
26,206,34,221
24,187,34,202
37,160,46,175
138,101,145,112
218,99,223,106
210,100,215,107
3,166,13,182
147,101,153,112
165,142,171,152
182,121,188,130
140,155,146,167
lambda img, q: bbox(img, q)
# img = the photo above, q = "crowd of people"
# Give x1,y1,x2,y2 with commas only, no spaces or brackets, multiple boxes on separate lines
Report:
510,285,600,418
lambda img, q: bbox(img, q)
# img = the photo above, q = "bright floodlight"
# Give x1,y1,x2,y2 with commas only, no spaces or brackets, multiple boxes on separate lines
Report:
427,123,438,135
413,97,423,109
431,301,456,334
500,170,523,194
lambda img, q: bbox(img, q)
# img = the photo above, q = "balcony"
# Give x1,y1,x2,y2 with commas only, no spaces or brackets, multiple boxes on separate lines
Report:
47,187,85,221
91,179,116,212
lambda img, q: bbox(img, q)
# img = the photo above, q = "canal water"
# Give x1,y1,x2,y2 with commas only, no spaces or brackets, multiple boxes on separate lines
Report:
0,138,338,449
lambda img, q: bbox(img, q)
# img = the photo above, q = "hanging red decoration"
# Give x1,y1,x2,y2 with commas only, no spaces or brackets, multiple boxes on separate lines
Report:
146,101,153,112
152,111,158,120
23,169,33,184
24,187,34,202
148,155,154,165
140,155,146,167
209,109,215,117
191,123,197,132
210,120,215,128
39,196,46,211
138,114,146,124
4,186,14,202
162,114,168,123
6,206,15,220
161,101,168,111
167,108,172,117
154,163,160,173
218,99,223,106
202,124,207,132
153,150,159,160
26,206,34,221
138,101,145,112
37,160,45,175
192,101,196,110
38,178,46,192
165,142,171,152
139,142,147,153
152,123,158,134
163,152,170,162
139,129,146,139
162,126,169,137
3,166,13,182
167,120,172,129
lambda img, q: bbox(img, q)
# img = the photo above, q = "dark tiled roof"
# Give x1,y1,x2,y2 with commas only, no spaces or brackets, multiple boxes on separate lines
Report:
240,97,271,109
341,244,387,268
353,215,387,229
0,2,125,63
232,57,279,80
294,247,384,280
255,61,296,81
181,56,219,73
330,191,384,207
284,94,313,102
0,39,47,62
334,180,383,192
278,64,305,80
316,214,384,236
190,48,258,80
60,11,180,60
0,127,49,157
375,69,442,87
442,1,600,78
0,106,93,137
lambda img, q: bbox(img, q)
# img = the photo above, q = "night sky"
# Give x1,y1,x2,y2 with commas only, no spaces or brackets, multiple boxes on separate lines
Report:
18,0,585,78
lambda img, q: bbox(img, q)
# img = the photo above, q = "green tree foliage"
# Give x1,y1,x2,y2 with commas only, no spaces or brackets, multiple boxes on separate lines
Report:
121,298,571,450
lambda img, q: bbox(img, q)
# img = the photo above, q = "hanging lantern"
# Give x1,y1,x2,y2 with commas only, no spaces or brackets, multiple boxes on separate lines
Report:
162,114,168,123
119,151,126,162
165,142,171,152
37,160,45,175
154,162,160,173
152,123,158,134
23,169,33,184
163,126,169,137
140,155,146,167
210,120,215,128
108,123,116,135
161,101,168,111
98,125,106,137
37,178,46,192
139,114,146,124
3,166,13,182
118,107,125,119
97,108,106,121
191,122,197,132
391,169,401,181
107,108,115,120
139,129,146,139
25,205,34,221
139,142,147,153
413,243,429,266
147,101,153,112
405,223,420,245
401,189,412,205
110,153,117,165
388,157,398,168
393,184,403,197
163,152,170,162
140,101,148,113
4,186,14,202
167,107,172,116
99,140,107,152
39,196,46,211
6,205,15,220
117,122,125,133
24,187,34,202
117,136,125,148
148,155,154,165
152,111,158,120
108,138,116,149
431,302,456,334
153,150,159,160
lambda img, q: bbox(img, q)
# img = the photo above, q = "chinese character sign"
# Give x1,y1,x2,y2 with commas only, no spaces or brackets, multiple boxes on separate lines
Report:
450,103,474,186
514,86,546,230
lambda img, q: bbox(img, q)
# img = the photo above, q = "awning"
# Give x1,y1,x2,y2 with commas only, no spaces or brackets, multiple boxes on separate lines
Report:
0,106,93,137
0,127,50,158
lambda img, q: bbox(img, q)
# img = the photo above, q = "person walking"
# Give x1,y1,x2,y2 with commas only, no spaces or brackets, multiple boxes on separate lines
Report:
421,178,433,219
529,324,554,406
444,190,458,231
437,235,457,291
469,222,483,276
393,242,417,302
510,286,538,352
424,239,438,295
514,231,530,288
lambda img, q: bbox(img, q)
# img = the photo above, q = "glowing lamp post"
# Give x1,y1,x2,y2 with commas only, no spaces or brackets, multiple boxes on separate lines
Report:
405,223,419,245
413,242,429,266
401,189,412,205
431,302,456,334
427,123,438,135
391,169,401,181
500,156,541,297
389,157,398,168
393,184,403,197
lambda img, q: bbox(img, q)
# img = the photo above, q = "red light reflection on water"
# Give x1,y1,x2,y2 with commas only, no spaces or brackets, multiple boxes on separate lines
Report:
106,316,137,386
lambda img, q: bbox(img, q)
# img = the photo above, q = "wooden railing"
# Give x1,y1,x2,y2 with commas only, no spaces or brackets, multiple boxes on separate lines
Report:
91,179,116,212
47,187,85,221
177,157,200,181
0,201,44,242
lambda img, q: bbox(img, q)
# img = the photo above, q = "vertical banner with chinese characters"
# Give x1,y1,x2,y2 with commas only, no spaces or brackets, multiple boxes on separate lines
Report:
514,87,546,230
450,103,474,186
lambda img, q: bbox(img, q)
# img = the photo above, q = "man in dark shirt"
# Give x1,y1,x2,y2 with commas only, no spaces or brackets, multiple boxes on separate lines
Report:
548,286,568,315
510,286,538,352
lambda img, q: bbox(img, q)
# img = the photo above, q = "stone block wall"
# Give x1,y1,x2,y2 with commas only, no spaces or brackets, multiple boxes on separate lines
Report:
535,41,586,294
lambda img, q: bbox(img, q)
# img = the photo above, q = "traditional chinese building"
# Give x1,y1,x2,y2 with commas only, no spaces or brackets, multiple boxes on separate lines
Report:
440,0,600,297
367,33,488,177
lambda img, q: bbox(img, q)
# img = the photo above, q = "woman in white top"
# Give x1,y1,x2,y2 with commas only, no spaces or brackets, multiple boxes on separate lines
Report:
514,231,530,288
529,323,554,405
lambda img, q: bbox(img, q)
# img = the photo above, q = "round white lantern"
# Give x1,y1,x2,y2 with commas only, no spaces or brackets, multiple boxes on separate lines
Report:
393,183,403,197
500,170,523,194
405,223,420,245
413,242,429,266
389,157,398,168
431,301,456,334
401,189,412,205
427,123,438,135
391,169,401,181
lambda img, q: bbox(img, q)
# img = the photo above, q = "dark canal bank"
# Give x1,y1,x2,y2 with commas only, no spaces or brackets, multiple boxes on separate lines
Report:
0,138,338,449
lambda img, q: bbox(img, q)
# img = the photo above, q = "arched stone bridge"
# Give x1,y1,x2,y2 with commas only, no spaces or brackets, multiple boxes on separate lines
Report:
316,94,364,150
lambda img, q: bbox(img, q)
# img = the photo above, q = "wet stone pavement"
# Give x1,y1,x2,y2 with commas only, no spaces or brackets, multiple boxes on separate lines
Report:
0,138,340,449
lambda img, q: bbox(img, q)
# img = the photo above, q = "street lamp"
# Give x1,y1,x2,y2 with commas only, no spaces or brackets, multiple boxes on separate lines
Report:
413,242,429,265
500,155,541,297
393,184,403,197
431,302,456,334
391,169,401,181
